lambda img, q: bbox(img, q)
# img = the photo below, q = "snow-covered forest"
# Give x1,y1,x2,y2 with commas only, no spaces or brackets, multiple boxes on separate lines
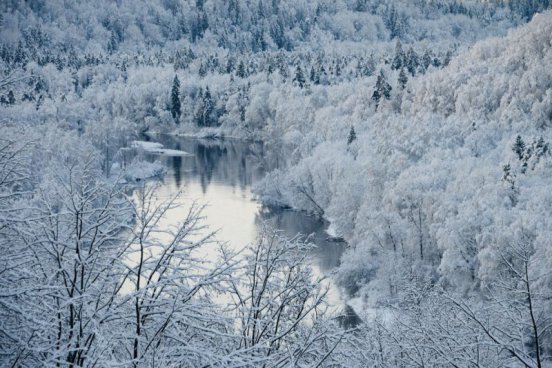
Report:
1,0,552,366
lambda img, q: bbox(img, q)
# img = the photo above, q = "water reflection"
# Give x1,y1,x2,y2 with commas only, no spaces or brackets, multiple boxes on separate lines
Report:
172,143,182,187
255,206,344,273
152,136,266,191
141,135,358,326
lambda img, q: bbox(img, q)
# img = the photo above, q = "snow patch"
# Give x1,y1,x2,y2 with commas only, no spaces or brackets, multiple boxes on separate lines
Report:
111,160,166,183
132,140,192,156
325,221,340,238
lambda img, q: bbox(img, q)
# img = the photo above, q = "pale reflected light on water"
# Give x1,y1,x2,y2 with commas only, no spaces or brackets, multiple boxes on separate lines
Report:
154,177,262,251
138,135,360,327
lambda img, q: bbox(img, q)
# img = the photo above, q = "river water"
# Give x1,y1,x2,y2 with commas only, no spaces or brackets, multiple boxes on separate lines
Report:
139,134,360,327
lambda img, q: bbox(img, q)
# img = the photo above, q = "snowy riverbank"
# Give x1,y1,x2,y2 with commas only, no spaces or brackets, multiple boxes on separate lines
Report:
131,140,193,156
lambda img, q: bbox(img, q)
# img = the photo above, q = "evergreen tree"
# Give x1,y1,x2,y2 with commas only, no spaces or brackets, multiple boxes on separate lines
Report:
203,86,214,126
195,87,215,127
309,66,317,82
267,62,274,75
502,163,516,190
347,126,357,145
107,32,118,54
293,65,306,88
318,65,327,84
385,5,406,39
35,94,43,110
225,55,235,74
14,41,26,65
170,75,181,123
334,61,341,77
7,90,15,105
354,0,367,12
236,60,246,78
422,50,432,72
55,55,64,71
371,88,381,108
258,31,267,51
398,67,408,89
174,51,184,70
198,62,207,77
406,47,419,76
377,70,392,99
201,12,209,32
512,135,526,160
372,70,392,109
238,88,248,122
391,39,405,70
535,136,549,158
362,56,376,76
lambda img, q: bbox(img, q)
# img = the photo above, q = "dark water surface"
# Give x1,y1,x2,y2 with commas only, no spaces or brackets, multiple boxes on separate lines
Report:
142,135,359,326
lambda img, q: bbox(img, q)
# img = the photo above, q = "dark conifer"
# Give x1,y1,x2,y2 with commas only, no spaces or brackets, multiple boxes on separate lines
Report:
347,126,357,145
398,67,408,89
293,65,306,88
236,60,246,78
170,75,181,123
512,135,526,160
391,39,404,70
7,90,15,105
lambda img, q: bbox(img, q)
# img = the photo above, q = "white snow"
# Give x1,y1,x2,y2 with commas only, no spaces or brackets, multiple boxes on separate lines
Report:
131,140,164,151
111,159,166,183
325,221,340,238
131,140,193,156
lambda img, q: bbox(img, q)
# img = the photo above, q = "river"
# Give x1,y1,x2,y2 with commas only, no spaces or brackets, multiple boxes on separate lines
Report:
138,134,360,327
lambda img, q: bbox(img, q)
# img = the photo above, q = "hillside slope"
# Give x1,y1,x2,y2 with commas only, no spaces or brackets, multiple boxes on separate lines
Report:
256,10,552,303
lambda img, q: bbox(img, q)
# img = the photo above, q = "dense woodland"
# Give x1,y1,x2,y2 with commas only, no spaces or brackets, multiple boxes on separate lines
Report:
1,0,552,367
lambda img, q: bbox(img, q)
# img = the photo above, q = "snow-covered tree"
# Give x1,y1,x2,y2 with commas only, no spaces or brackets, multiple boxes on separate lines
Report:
293,64,306,88
398,67,408,89
227,225,344,365
170,75,181,123
372,69,392,108
347,126,357,145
